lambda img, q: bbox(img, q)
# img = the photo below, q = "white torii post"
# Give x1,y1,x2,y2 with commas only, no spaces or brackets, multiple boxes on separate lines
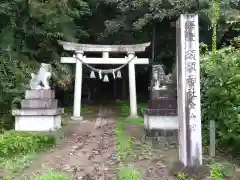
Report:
73,51,83,120
128,52,137,117
58,41,150,120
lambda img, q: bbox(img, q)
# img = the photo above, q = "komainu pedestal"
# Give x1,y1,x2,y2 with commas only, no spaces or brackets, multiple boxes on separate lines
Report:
144,65,178,139
12,90,64,131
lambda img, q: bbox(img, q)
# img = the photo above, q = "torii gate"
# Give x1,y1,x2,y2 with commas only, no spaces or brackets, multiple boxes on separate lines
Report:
58,41,150,120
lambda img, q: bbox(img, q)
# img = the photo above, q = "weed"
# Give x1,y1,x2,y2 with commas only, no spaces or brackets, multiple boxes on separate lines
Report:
176,172,187,180
122,117,144,125
115,112,141,180
0,153,37,174
0,131,56,158
210,163,224,180
119,101,147,117
118,166,141,180
32,171,71,180
115,120,132,161
0,131,56,177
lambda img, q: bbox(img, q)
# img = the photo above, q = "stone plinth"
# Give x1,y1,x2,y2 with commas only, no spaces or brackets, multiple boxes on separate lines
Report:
144,102,178,137
12,90,64,132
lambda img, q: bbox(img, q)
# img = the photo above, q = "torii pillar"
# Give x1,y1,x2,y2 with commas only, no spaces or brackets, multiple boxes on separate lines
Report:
73,51,83,120
58,41,150,120
128,52,138,117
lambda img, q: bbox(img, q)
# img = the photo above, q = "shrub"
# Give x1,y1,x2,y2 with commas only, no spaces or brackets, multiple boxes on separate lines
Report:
0,131,56,158
201,47,240,150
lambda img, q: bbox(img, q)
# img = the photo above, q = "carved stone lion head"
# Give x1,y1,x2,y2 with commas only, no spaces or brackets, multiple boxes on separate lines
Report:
40,63,51,72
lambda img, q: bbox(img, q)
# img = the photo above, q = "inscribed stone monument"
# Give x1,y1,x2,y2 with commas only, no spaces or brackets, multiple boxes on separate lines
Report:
144,64,178,138
176,14,202,167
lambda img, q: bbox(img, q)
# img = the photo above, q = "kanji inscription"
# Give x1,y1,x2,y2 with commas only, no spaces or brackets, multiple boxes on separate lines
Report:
185,17,198,132
185,20,196,42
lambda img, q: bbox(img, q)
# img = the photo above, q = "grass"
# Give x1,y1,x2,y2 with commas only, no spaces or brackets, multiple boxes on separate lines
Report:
31,171,71,180
118,166,141,180
115,118,133,161
115,118,141,180
122,117,144,125
119,100,147,117
63,104,99,116
3,171,72,180
115,100,147,180
62,104,99,125
1,153,38,176
0,131,62,179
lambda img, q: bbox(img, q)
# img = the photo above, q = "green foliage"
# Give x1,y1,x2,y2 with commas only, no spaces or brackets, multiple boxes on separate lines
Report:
119,100,147,117
176,172,187,180
211,0,221,51
116,103,141,180
210,163,224,180
119,101,130,116
201,47,240,150
0,131,56,158
201,0,221,51
200,0,240,48
200,42,209,55
104,0,205,32
118,167,141,180
123,117,144,125
233,36,240,48
115,119,132,161
1,153,38,176
219,0,240,26
0,0,90,130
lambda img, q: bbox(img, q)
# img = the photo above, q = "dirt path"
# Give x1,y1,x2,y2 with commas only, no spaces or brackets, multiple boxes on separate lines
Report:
21,106,118,180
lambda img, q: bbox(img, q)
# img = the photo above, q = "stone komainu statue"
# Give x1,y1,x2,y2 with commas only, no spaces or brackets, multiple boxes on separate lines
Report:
152,65,165,90
151,64,175,91
29,63,52,90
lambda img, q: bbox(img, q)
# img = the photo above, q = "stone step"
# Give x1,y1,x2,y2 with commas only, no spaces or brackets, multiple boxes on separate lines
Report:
12,108,64,116
151,89,176,99
21,99,58,109
145,128,178,137
25,90,55,99
145,109,177,116
148,99,177,109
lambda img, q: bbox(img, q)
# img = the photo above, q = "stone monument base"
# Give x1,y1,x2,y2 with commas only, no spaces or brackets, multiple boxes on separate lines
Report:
12,109,64,131
144,128,178,138
12,89,64,132
144,114,178,130
144,111,178,144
